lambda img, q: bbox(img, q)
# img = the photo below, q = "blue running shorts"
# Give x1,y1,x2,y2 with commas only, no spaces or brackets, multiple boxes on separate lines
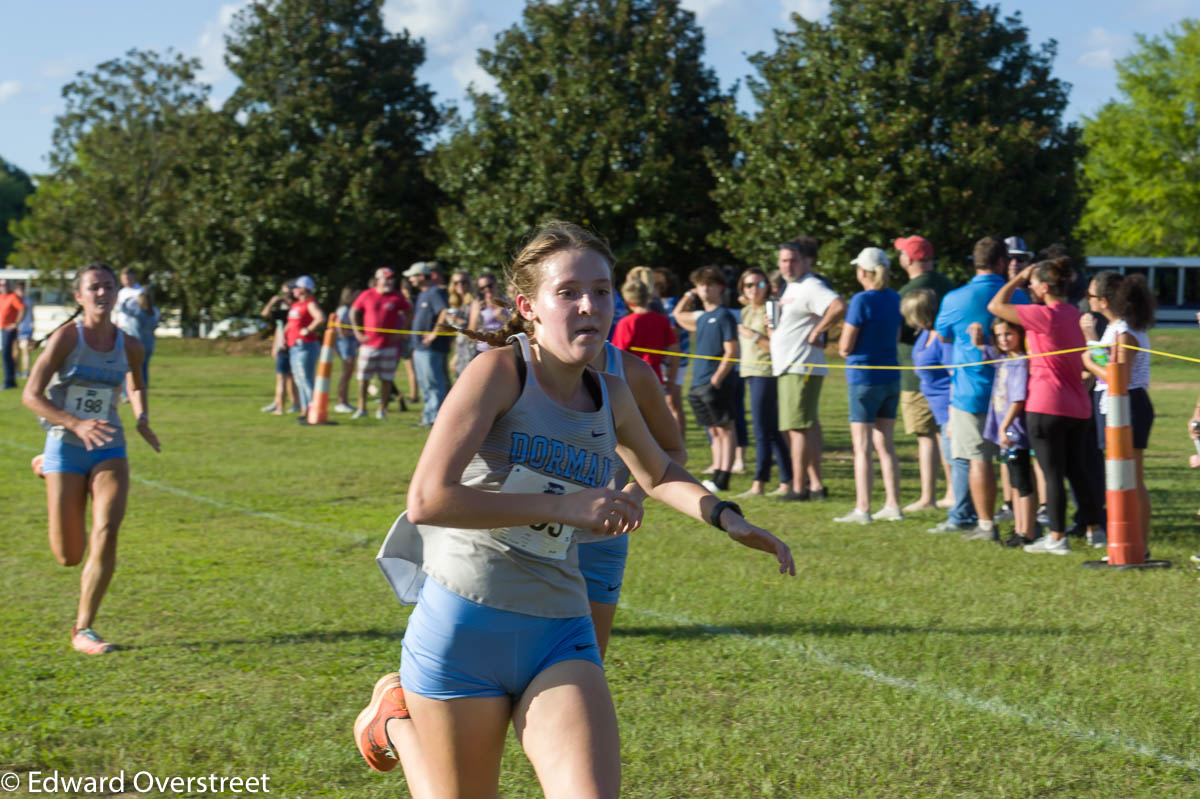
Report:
578,535,629,605
400,579,602,700
42,435,126,476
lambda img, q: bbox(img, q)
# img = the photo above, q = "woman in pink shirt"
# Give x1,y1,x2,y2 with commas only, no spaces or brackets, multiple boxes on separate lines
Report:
988,257,1102,556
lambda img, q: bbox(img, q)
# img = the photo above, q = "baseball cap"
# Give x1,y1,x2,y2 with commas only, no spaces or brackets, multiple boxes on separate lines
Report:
293,275,315,291
893,235,933,262
851,247,890,271
375,267,395,279
402,261,432,278
1004,236,1032,257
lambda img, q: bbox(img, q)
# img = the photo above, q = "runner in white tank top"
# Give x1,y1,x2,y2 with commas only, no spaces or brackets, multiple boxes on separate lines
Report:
22,262,161,656
354,222,794,798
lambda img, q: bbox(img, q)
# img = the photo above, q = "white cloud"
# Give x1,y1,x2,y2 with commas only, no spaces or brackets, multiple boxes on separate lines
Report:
1078,27,1128,70
383,0,471,50
679,0,731,19
0,80,22,102
780,0,830,22
194,1,251,88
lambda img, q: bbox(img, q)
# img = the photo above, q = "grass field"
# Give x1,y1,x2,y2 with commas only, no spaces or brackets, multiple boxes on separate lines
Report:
3,331,1200,798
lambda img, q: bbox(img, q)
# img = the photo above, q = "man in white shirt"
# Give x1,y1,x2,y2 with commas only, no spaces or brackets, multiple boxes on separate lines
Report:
769,238,845,500
115,268,145,338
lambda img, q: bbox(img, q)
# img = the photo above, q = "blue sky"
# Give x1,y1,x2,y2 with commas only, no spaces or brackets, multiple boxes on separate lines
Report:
3,0,1199,175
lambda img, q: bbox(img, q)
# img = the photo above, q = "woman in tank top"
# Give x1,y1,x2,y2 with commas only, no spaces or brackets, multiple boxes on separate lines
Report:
355,222,794,798
22,262,161,655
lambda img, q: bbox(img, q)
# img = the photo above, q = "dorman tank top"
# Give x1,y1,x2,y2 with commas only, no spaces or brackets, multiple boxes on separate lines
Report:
420,334,621,617
41,321,129,450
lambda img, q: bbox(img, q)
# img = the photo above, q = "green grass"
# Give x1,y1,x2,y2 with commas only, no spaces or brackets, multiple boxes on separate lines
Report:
2,333,1200,798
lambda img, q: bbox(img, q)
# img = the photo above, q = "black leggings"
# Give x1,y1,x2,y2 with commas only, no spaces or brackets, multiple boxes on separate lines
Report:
1027,412,1103,532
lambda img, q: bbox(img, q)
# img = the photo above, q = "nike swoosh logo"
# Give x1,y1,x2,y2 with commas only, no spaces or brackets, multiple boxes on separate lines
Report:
573,643,595,651
591,430,604,437
605,583,621,592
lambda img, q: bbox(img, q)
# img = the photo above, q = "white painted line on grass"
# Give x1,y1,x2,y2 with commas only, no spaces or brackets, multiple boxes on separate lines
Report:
620,604,1200,775
2,437,370,544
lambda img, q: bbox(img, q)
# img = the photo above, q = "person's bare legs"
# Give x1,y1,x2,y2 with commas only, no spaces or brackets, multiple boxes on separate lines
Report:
272,373,286,414
805,421,825,492
849,421,873,512
906,433,938,510
872,418,900,509
1033,457,1047,511
358,379,370,413
589,602,618,660
380,375,394,413
969,459,996,524
337,355,354,407
938,430,954,507
1014,492,1036,539
389,692,510,799
285,374,298,410
665,384,686,439
515,660,621,799
404,357,419,402
77,459,127,631
46,472,88,567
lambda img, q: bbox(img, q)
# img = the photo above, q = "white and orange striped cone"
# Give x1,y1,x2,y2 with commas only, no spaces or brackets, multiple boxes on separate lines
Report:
1085,339,1169,569
303,324,338,426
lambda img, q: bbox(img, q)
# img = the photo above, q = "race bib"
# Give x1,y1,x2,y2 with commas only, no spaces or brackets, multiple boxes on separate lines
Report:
65,385,112,421
489,465,583,559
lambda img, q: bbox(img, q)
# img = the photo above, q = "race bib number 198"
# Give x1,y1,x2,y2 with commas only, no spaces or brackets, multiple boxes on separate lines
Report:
489,465,582,559
65,385,113,421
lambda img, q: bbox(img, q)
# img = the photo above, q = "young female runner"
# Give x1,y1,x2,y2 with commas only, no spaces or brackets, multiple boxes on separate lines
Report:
22,262,161,654
355,222,793,798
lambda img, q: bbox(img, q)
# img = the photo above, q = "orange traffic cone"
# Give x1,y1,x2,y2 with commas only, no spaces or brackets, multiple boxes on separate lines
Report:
304,324,338,426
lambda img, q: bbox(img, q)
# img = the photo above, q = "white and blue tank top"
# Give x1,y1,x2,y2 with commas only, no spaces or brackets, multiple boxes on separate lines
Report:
40,322,129,450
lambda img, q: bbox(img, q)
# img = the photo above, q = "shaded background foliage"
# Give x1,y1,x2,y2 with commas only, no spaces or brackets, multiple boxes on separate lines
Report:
4,0,1129,322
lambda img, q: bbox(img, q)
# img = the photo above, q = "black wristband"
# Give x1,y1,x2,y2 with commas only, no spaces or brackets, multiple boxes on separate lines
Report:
708,500,743,532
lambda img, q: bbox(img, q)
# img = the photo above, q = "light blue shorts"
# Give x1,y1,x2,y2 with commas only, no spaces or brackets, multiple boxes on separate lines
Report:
42,435,126,476
578,536,629,605
400,579,602,700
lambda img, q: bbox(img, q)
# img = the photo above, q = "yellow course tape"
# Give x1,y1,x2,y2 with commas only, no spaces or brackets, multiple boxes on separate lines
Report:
327,319,457,337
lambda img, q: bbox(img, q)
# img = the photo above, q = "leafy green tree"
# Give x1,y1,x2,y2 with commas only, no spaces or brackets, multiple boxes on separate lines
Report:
9,49,210,309
428,0,732,274
1079,20,1200,255
220,0,443,306
0,157,35,265
711,0,1082,292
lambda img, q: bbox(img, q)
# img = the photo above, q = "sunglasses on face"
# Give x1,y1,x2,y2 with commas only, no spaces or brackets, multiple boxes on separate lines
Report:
453,278,469,285
478,283,496,290
1010,255,1031,263
743,280,768,289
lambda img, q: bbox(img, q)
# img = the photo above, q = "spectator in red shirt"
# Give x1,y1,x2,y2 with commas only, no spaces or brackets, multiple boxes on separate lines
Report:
611,278,677,387
1,277,27,389
351,267,411,420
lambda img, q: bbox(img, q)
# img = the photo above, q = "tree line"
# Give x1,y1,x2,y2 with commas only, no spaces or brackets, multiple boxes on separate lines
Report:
0,0,1179,323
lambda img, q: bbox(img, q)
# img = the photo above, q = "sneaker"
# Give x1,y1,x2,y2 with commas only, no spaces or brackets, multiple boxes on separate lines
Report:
1002,532,1035,548
354,673,409,772
350,409,367,420
334,402,356,414
1087,529,1107,549
1190,553,1200,565
833,509,871,525
31,455,44,479
768,485,791,497
1036,505,1050,526
960,526,1000,542
927,520,971,534
776,489,809,502
994,504,1014,522
902,501,936,513
71,627,115,655
375,408,387,421
736,489,764,498
701,479,721,493
871,506,905,522
1024,535,1071,555
260,402,278,413
809,486,829,500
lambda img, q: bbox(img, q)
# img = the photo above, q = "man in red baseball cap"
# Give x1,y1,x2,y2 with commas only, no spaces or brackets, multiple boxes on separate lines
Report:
351,267,411,419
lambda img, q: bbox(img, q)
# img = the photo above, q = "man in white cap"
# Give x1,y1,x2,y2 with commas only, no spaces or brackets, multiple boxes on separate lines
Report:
1003,236,1033,280
351,267,410,419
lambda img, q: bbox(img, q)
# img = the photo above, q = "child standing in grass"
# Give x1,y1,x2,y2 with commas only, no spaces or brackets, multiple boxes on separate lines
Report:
969,318,1035,546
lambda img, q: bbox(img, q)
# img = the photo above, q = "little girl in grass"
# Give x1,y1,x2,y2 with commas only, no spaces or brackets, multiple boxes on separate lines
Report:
969,317,1036,546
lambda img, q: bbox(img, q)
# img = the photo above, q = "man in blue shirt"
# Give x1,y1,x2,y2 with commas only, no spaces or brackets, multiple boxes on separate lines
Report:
931,237,1028,539
406,261,451,427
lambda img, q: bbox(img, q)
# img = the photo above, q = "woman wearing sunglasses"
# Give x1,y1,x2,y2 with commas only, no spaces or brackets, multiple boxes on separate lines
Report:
467,272,512,354
738,268,794,497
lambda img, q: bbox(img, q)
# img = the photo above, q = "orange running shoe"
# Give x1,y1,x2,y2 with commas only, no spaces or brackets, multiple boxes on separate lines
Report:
31,455,44,479
354,672,409,772
71,627,115,655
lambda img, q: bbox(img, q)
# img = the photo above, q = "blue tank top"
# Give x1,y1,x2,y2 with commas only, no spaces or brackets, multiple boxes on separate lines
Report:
41,321,129,450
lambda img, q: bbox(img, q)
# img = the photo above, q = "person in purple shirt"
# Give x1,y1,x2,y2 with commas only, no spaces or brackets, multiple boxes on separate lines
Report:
901,288,956,513
834,247,903,524
930,237,1028,538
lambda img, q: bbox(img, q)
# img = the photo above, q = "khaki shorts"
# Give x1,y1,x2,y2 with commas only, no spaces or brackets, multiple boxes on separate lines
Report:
949,406,997,461
900,390,938,436
778,374,823,431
